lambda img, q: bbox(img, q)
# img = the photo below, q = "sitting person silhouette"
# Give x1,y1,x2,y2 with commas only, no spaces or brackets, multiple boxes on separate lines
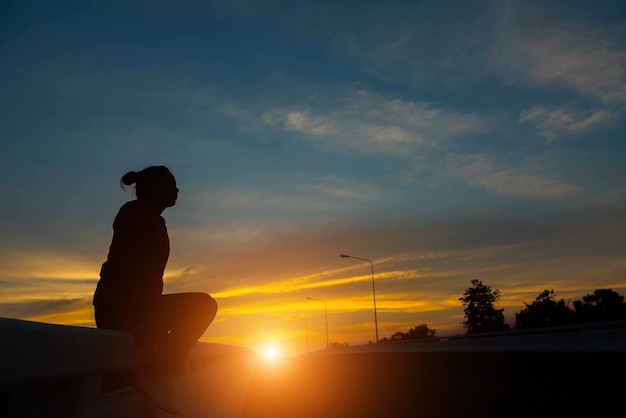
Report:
93,165,217,414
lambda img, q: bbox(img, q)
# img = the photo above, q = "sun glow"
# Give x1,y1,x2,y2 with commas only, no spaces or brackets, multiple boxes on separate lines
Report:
260,343,281,361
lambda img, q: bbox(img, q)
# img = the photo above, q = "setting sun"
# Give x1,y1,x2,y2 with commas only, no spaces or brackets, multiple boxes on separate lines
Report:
260,344,281,361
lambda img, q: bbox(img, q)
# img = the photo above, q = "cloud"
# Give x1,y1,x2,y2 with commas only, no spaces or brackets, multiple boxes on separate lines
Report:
296,175,379,201
0,298,89,321
259,90,485,155
3,196,625,343
181,176,381,235
174,202,626,296
329,5,491,87
519,104,618,141
0,248,99,282
222,84,620,206
0,248,100,326
434,153,584,202
192,204,626,342
489,1,626,105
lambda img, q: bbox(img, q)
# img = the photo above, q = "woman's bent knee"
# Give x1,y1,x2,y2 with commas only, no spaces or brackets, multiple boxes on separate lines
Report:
195,292,217,322
160,292,217,327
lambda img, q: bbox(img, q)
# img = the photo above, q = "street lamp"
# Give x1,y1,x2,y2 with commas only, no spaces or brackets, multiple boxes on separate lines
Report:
340,253,379,343
306,297,329,349
292,316,309,353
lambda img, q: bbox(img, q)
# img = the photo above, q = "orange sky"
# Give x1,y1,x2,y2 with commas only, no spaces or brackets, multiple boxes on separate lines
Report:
2,213,625,354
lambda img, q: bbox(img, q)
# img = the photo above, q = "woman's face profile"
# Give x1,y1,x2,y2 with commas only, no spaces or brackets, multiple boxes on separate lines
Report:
161,173,179,208
135,169,179,209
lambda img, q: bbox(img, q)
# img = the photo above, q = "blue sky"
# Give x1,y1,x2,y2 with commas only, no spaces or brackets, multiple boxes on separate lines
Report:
1,0,625,352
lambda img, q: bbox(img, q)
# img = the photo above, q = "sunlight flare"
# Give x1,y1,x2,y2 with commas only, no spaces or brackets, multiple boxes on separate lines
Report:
259,343,282,361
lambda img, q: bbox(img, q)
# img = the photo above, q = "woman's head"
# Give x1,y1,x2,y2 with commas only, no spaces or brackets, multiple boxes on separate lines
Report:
120,166,179,209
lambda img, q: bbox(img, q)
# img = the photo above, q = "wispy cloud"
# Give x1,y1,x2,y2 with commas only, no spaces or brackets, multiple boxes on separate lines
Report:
193,176,379,215
489,1,626,105
0,250,99,282
331,7,491,87
0,298,93,327
3,201,625,343
295,175,379,201
258,90,485,156
435,153,584,202
227,87,615,205
519,104,618,141
0,298,84,318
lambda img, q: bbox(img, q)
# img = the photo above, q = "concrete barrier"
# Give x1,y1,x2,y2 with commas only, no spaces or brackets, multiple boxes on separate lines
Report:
0,317,257,418
4,317,626,418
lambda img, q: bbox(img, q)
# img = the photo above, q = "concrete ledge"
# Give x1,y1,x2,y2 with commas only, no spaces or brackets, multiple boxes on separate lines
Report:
0,317,138,388
8,316,623,418
0,317,258,418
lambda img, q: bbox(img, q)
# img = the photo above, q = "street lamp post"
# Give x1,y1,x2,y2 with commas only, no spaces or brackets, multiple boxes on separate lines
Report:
340,253,379,343
306,297,329,349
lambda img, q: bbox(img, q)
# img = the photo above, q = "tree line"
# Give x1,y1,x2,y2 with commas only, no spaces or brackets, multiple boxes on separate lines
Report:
379,323,437,342
380,279,626,341
460,279,626,334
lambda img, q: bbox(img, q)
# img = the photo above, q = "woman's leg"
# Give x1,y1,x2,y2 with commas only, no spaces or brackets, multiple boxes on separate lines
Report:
95,299,154,346
150,292,218,375
95,302,146,392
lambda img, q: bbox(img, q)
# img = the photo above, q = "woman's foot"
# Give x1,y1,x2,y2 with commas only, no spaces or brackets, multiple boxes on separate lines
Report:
132,372,179,415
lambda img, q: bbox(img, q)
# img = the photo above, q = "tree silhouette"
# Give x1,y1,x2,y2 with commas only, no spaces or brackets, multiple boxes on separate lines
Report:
459,279,509,334
515,289,571,329
380,324,436,342
406,324,436,339
573,288,626,323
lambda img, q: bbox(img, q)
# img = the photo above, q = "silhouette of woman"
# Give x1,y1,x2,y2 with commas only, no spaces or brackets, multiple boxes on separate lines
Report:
93,165,217,414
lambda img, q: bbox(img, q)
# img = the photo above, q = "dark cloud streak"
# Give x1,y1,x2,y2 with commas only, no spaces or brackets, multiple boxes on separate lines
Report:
0,298,88,319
